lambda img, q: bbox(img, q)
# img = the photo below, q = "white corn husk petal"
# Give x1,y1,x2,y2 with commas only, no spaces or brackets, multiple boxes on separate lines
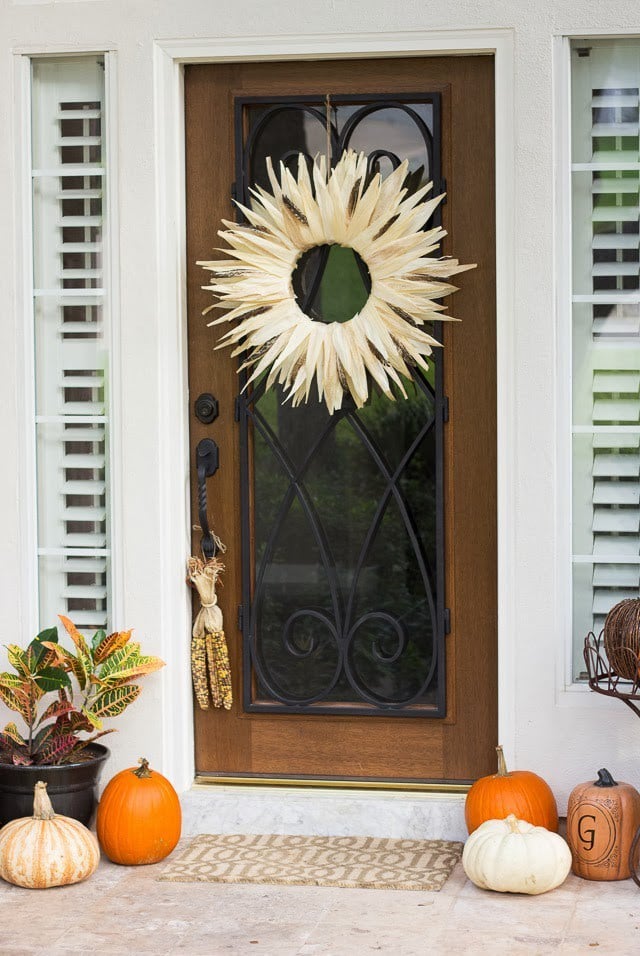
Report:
200,149,475,413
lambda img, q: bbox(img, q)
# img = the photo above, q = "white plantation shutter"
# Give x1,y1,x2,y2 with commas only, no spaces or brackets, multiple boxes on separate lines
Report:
31,57,111,635
571,41,640,678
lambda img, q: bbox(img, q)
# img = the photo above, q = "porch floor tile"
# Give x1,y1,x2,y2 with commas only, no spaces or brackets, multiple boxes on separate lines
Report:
0,850,638,955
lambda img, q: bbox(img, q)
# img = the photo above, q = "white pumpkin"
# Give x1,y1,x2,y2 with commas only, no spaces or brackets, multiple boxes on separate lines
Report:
0,781,99,889
462,814,572,895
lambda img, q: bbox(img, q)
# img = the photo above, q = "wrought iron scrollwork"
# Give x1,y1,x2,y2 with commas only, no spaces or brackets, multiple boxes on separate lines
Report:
237,93,442,205
235,91,445,716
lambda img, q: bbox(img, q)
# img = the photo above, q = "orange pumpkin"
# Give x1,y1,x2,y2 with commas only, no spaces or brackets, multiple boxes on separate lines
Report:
465,746,559,834
96,758,181,865
567,768,640,881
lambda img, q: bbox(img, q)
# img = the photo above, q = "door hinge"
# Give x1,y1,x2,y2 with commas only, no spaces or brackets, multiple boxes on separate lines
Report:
442,395,449,423
444,608,451,635
237,605,244,631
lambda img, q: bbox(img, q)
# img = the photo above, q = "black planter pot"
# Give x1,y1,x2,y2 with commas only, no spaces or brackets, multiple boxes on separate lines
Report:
0,744,109,827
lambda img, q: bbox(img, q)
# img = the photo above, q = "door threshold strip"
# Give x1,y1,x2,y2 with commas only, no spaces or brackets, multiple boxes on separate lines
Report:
193,774,471,794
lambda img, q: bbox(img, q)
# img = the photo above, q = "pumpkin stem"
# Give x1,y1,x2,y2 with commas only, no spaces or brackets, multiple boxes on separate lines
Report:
496,745,509,777
505,814,521,833
595,768,618,788
32,781,56,821
134,758,152,779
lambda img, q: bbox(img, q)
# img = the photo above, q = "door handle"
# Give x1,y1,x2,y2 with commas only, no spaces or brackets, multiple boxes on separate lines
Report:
196,438,220,559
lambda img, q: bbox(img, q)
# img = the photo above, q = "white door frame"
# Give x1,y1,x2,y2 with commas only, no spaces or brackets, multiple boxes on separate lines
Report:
152,30,516,792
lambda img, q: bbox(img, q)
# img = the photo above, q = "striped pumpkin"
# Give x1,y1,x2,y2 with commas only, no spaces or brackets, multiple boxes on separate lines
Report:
0,781,99,888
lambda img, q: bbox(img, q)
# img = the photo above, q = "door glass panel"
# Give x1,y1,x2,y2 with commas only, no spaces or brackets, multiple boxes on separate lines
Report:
236,94,445,715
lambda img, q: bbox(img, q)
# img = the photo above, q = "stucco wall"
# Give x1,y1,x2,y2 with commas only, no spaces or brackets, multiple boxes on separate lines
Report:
1,0,639,808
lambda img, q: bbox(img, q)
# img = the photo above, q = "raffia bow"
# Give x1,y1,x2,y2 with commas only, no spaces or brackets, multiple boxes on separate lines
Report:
187,556,232,710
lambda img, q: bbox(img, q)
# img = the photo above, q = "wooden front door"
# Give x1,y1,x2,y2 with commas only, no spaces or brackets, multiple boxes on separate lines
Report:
185,56,496,784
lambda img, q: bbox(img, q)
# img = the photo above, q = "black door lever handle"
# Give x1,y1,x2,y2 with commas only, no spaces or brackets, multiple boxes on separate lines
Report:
196,438,219,559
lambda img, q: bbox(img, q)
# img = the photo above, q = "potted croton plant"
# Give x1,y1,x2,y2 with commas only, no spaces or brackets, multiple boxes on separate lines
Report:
0,615,164,825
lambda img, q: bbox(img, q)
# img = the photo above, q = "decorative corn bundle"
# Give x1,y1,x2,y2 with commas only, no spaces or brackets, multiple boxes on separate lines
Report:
187,556,232,710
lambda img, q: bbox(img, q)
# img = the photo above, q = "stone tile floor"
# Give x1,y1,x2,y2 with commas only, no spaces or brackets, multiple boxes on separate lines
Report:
0,847,638,956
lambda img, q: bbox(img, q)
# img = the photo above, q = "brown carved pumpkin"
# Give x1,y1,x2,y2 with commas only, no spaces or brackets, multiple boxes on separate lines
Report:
96,758,181,865
567,769,640,880
465,746,559,834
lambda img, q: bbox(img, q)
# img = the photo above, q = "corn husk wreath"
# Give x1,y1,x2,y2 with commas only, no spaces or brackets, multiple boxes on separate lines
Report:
187,556,232,710
200,149,475,414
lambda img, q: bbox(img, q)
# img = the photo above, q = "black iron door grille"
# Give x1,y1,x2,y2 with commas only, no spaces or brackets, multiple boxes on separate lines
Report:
234,93,447,716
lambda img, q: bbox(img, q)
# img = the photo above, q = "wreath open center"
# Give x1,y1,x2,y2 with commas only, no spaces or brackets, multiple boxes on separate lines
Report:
291,243,371,325
199,149,475,414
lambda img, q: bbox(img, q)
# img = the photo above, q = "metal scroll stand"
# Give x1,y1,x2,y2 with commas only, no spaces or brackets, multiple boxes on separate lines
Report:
196,438,219,560
583,631,640,887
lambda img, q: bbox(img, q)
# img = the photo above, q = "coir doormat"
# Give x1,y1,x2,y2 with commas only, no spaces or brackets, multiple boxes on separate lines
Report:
158,834,463,891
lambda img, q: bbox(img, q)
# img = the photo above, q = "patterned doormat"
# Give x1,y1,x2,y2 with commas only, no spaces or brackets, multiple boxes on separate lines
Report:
158,834,463,891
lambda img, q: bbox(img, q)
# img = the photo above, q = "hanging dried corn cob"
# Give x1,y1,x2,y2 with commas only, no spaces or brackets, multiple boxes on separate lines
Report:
186,556,232,710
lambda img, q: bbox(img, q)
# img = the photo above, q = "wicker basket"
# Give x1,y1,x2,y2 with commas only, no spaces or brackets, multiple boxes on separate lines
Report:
603,599,640,681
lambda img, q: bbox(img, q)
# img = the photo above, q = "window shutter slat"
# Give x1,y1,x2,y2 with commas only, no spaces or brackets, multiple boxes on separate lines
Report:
592,508,640,532
593,481,640,504
593,536,640,556
593,564,640,586
592,453,640,476
593,399,640,422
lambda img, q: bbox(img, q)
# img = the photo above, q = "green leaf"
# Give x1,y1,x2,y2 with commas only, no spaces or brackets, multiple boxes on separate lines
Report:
36,627,58,645
97,642,140,678
0,673,26,691
64,651,90,691
31,722,56,753
25,644,37,671
100,659,164,685
0,685,31,721
97,643,164,685
27,628,58,669
89,683,141,719
26,644,56,673
81,707,103,730
6,645,30,677
91,629,106,653
27,631,58,670
41,643,88,691
2,723,26,747
34,667,71,693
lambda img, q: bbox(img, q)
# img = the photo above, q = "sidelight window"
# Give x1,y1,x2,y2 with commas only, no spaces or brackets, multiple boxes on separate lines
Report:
570,40,640,678
30,55,112,634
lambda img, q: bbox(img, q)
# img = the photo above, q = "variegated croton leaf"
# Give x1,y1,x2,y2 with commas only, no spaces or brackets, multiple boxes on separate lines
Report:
0,616,164,766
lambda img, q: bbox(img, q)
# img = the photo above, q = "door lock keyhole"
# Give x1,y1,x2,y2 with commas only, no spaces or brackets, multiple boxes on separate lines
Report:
194,392,219,424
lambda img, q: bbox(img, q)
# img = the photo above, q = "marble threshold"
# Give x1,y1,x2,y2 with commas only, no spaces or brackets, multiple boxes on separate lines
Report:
181,783,468,841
